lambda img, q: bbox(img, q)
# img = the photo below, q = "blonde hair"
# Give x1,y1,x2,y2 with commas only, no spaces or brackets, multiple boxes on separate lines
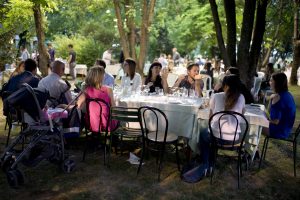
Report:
85,65,105,89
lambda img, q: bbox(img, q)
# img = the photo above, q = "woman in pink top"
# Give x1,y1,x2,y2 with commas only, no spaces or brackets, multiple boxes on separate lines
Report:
77,66,118,132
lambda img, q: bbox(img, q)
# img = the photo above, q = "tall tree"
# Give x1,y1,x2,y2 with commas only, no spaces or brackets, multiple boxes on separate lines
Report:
291,0,300,85
223,0,236,67
209,0,230,68
209,0,269,87
249,0,269,79
113,0,156,74
32,1,48,76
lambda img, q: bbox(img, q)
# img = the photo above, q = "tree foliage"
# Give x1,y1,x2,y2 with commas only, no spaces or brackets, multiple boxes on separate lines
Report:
0,0,295,80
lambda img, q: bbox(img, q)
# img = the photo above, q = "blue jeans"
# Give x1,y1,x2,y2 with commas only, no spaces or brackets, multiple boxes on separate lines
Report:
199,128,211,167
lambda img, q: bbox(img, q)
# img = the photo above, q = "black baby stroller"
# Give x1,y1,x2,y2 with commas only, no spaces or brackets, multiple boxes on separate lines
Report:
0,84,75,188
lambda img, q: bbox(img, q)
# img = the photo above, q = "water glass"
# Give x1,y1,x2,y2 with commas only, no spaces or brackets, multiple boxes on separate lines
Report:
142,85,150,95
183,88,188,98
189,89,196,98
202,97,210,108
155,87,160,94
171,87,178,95
158,89,164,96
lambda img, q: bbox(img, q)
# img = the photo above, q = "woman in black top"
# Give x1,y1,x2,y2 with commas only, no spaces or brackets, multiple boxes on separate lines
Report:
144,62,169,93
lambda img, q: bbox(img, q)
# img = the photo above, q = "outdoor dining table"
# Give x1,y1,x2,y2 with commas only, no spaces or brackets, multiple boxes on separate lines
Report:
116,94,269,160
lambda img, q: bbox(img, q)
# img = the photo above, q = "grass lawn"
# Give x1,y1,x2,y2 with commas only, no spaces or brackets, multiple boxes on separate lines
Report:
0,85,299,200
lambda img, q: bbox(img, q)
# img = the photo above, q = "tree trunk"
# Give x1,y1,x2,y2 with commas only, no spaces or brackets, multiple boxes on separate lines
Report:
291,40,300,85
248,0,268,87
125,0,137,60
237,0,256,84
113,0,130,59
138,0,156,75
33,3,48,76
291,0,300,85
224,0,236,67
209,0,230,68
261,47,272,69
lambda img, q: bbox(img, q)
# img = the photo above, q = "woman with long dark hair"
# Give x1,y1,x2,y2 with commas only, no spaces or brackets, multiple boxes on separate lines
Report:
144,61,169,93
182,75,245,182
121,58,141,92
265,72,296,139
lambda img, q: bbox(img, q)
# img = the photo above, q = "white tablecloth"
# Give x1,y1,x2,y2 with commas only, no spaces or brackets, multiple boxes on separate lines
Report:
64,64,87,77
192,104,269,159
117,96,202,137
118,95,269,159
75,64,87,77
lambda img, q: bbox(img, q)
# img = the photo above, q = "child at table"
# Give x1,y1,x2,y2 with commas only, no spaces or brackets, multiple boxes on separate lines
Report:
173,62,204,97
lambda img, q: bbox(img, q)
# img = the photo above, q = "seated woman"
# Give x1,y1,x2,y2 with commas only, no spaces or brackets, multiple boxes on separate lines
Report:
209,75,245,140
77,66,118,132
264,72,296,139
219,67,254,104
173,63,204,97
144,61,169,93
121,58,142,92
183,75,245,182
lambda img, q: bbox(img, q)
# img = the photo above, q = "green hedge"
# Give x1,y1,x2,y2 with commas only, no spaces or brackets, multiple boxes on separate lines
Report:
53,35,104,68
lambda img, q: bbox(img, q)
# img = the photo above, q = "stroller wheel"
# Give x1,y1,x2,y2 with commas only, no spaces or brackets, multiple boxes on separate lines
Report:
2,154,15,173
62,159,75,173
7,170,19,188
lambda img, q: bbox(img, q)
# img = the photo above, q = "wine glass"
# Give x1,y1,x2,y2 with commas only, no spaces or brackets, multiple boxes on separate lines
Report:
143,85,150,95
170,87,178,95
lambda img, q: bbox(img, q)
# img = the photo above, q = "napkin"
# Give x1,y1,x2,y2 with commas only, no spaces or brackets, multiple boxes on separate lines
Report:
127,152,144,165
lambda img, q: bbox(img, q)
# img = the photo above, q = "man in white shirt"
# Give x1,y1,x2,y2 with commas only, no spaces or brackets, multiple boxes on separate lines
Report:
102,48,112,65
38,60,72,107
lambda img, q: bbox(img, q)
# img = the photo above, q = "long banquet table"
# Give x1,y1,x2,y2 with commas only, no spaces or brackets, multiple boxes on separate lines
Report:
116,95,269,159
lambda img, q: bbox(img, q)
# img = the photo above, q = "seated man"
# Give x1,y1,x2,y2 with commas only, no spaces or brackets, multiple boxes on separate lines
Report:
95,59,115,88
38,60,72,107
5,58,40,93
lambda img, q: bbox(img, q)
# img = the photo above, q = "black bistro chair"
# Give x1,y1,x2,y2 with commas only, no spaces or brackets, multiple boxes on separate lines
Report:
259,123,300,177
209,111,249,189
2,90,25,147
138,106,180,181
82,98,110,165
108,107,142,165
